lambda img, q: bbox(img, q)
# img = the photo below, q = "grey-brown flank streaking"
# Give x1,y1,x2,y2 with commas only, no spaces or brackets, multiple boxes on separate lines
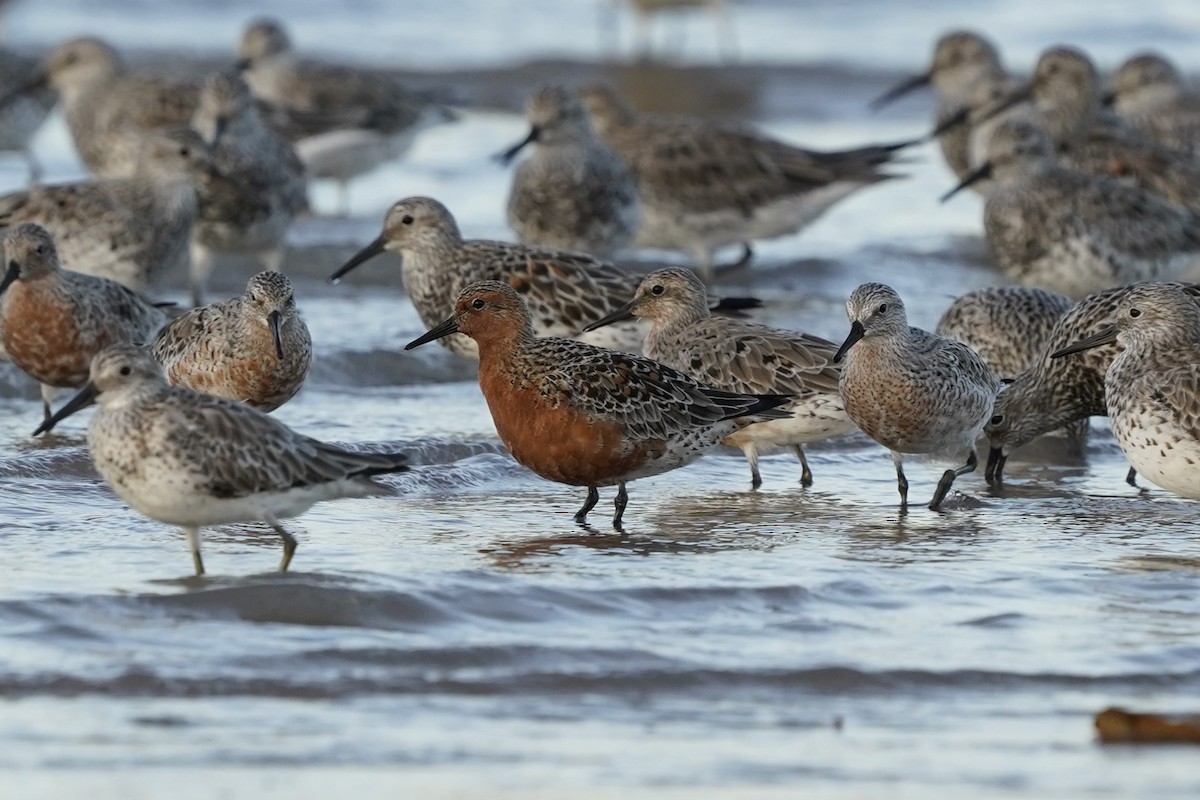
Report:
405,281,790,529
943,118,1200,299
500,85,639,260
0,223,169,421
834,282,1000,510
33,344,408,576
584,267,854,488
1051,284,1200,501
151,271,312,413
580,84,912,279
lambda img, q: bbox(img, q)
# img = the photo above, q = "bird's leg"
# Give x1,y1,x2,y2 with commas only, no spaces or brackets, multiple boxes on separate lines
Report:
265,514,298,572
612,482,629,530
39,384,55,424
742,443,762,489
188,240,215,307
891,451,908,510
930,450,979,511
1125,467,1139,488
715,243,754,274
184,527,205,576
574,486,600,523
794,445,813,488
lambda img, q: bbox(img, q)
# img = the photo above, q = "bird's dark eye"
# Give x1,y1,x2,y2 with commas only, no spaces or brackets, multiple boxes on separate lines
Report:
119,365,132,376
35,245,44,255
1129,308,1141,318
471,298,485,310
650,284,665,295
401,215,414,225
877,303,888,314
179,147,190,157
989,414,1004,426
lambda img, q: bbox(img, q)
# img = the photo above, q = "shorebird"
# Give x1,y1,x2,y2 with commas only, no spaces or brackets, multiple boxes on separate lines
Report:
0,48,54,183
579,84,912,279
942,118,1200,299
9,37,198,178
0,125,220,292
151,271,311,412
236,17,455,213
0,223,169,421
34,344,408,576
328,196,758,358
1052,283,1200,500
583,267,854,487
499,85,639,259
405,281,790,528
870,30,1005,183
188,70,308,305
983,282,1200,485
1107,52,1200,158
834,282,1000,510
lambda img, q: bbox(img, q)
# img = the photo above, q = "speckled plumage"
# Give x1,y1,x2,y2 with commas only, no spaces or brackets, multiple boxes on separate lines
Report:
35,344,407,575
1109,53,1200,159
404,281,790,528
236,17,453,210
187,70,308,305
0,48,54,182
331,196,675,358
1054,284,1200,500
503,85,638,259
35,37,199,178
0,126,214,291
836,283,1001,510
580,84,907,277
970,119,1200,299
152,271,311,412
585,267,853,487
985,282,1200,480
0,223,169,419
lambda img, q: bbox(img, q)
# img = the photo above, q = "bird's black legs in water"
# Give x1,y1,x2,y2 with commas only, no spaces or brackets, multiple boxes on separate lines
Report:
715,243,754,273
794,445,813,488
612,482,628,530
185,527,205,576
891,452,909,510
575,486,600,523
266,514,297,572
930,450,979,511
1125,467,1139,489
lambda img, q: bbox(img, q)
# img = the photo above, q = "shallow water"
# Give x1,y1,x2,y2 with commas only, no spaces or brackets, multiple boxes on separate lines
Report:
2,1,1200,798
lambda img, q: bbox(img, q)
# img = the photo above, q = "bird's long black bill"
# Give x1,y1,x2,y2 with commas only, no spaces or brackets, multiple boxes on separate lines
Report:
1050,325,1118,358
582,300,636,332
975,84,1032,125
267,310,284,358
329,236,386,283
0,260,19,295
494,127,538,165
984,447,1007,485
833,320,865,363
0,73,48,112
930,105,970,139
33,382,99,437
404,316,459,350
870,72,931,111
940,161,993,203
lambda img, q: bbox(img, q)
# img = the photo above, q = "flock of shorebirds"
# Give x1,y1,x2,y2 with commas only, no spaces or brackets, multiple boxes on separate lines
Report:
2,20,1200,577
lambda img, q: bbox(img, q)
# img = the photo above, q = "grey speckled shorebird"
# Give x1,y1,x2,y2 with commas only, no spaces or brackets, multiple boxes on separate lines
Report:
834,282,1000,511
1107,52,1200,159
983,282,1200,485
0,48,54,183
936,285,1087,450
870,30,1005,184
579,84,913,279
236,17,454,214
500,85,638,260
1052,283,1200,500
187,70,308,305
151,271,311,413
33,344,408,576
12,37,199,178
584,267,854,488
943,119,1200,299
0,223,169,422
405,281,791,529
0,126,220,292
328,196,758,359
